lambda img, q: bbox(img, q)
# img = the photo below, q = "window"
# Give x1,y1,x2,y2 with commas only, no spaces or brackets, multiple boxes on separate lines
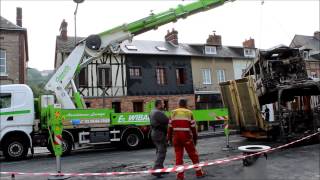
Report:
133,101,143,112
201,68,212,84
98,67,112,87
310,72,317,78
204,46,217,55
303,51,309,60
125,45,137,51
156,67,167,85
78,68,88,87
85,101,91,108
176,68,186,85
195,94,223,109
156,46,168,51
0,93,11,109
0,49,6,76
112,102,121,113
244,48,256,57
217,69,225,83
129,67,142,78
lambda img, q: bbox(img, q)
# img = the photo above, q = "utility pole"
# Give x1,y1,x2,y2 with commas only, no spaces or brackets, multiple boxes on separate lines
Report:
73,0,85,46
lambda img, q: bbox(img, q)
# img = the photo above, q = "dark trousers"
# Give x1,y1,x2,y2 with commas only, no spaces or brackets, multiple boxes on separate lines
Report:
151,130,167,169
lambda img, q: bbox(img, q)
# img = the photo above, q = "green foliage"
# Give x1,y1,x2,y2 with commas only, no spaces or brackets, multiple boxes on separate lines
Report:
27,68,53,97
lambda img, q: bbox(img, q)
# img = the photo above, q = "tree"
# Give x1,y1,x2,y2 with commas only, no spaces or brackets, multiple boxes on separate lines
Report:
27,68,53,97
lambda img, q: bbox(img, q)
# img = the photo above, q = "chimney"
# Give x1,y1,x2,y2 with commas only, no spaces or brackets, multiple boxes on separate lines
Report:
16,7,22,27
206,32,222,46
243,38,255,48
59,19,68,41
314,31,320,40
165,28,178,46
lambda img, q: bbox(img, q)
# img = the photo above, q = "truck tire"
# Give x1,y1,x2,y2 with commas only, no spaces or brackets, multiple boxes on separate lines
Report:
122,131,142,150
3,137,28,161
47,136,72,156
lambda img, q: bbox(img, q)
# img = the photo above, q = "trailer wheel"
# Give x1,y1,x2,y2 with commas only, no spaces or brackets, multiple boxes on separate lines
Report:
3,137,28,161
47,135,73,156
122,131,142,149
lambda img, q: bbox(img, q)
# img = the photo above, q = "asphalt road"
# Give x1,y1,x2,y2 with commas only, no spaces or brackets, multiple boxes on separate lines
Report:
0,134,319,180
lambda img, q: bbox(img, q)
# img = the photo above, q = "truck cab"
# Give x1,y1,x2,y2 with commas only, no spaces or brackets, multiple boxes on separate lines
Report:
0,84,34,160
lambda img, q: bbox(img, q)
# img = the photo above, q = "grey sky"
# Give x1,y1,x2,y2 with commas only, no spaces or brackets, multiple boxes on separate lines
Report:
1,0,319,70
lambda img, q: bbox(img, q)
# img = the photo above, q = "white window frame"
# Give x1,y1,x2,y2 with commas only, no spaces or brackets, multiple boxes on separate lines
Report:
244,48,255,57
201,68,212,85
0,49,7,76
216,69,225,83
204,46,217,55
310,72,317,78
129,66,142,79
303,51,309,60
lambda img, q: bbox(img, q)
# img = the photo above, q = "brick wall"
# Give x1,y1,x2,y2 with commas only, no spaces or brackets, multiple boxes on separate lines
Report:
84,94,195,112
206,33,222,46
0,31,21,84
243,38,255,48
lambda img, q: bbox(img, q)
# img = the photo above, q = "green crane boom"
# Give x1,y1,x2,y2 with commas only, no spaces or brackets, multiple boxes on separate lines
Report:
45,0,233,110
100,0,228,37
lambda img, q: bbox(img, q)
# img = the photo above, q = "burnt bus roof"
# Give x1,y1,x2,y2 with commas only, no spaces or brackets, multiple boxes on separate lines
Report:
260,46,300,60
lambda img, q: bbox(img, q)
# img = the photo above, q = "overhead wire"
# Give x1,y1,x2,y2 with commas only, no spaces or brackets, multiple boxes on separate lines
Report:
244,0,265,77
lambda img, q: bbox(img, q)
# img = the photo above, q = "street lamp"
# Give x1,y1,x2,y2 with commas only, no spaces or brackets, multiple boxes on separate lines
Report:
73,0,85,46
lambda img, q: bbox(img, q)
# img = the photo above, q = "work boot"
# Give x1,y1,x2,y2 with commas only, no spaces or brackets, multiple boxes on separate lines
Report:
196,169,205,178
176,177,184,180
176,172,184,180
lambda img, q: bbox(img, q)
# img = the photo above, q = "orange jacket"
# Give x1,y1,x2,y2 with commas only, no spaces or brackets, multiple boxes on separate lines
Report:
167,108,197,142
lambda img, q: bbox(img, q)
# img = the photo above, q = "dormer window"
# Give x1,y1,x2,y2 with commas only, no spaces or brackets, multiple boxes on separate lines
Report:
303,51,309,60
204,46,217,55
125,45,138,51
244,48,255,57
156,46,168,51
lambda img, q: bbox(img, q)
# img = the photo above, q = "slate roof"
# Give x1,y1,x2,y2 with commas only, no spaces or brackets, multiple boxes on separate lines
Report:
290,34,320,60
56,36,85,53
120,40,192,56
187,44,254,59
0,16,29,61
56,36,255,59
0,16,25,30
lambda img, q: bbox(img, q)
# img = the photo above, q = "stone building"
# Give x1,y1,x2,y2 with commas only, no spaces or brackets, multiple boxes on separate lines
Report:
0,8,28,85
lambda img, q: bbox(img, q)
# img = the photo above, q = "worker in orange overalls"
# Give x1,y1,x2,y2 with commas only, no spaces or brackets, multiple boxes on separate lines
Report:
167,99,205,180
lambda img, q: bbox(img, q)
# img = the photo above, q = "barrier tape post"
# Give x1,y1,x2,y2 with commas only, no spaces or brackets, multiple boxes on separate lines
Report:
222,121,234,150
48,108,70,180
1,132,318,178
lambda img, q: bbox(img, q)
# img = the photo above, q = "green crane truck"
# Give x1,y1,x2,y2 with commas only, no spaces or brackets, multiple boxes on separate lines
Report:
0,0,232,161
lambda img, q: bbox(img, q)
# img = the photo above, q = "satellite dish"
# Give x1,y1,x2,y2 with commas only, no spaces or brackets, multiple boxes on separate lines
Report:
73,0,85,4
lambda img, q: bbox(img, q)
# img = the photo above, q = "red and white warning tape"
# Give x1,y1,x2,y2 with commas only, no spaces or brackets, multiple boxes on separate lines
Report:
1,132,319,177
54,135,63,145
215,116,228,120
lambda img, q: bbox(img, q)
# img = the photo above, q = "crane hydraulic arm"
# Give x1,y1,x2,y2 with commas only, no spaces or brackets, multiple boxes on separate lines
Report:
45,0,234,109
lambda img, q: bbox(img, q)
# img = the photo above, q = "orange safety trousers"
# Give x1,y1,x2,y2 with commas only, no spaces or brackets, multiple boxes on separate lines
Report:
173,131,204,180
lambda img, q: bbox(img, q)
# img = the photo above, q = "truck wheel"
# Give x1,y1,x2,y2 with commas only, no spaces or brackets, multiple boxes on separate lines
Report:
61,136,72,156
47,136,72,156
3,137,28,161
122,131,142,149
